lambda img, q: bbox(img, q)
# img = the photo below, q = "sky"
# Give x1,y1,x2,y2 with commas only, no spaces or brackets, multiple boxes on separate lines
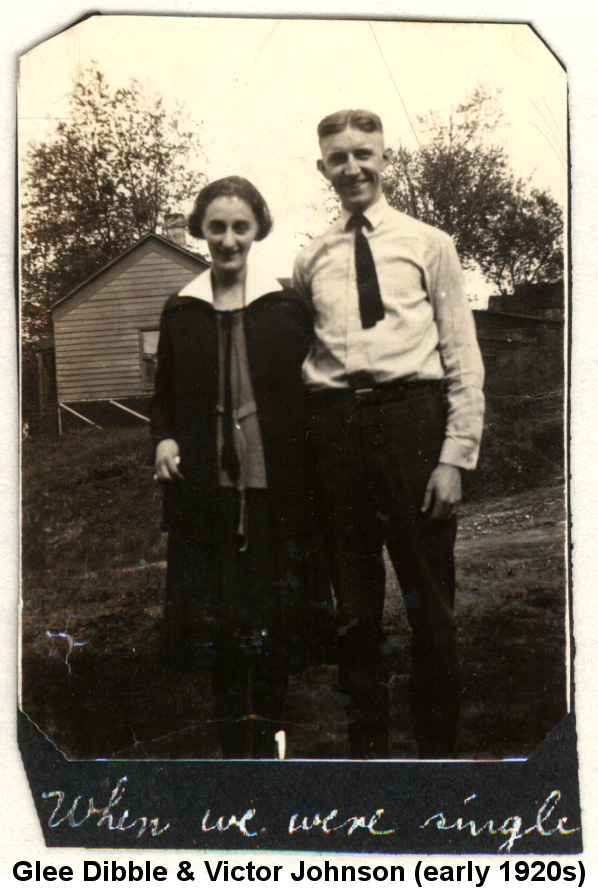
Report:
18,17,567,307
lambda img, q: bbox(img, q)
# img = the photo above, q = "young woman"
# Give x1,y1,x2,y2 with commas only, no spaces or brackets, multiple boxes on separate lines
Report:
151,177,316,758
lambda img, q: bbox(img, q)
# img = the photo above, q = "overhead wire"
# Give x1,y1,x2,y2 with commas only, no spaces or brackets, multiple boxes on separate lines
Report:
368,23,421,150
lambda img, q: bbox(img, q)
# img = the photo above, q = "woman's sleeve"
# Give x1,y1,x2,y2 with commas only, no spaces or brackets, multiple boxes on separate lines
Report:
150,305,176,445
284,289,315,358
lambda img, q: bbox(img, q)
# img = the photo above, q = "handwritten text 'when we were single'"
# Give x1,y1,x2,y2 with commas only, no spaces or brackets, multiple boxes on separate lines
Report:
42,777,579,853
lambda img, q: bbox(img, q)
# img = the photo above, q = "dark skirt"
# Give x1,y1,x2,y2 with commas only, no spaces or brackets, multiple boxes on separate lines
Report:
162,488,305,667
160,487,335,756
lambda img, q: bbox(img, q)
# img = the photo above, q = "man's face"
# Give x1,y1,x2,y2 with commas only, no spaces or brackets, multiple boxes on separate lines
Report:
317,127,393,213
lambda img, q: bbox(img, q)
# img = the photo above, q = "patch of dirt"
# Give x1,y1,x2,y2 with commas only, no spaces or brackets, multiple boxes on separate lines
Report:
20,485,568,761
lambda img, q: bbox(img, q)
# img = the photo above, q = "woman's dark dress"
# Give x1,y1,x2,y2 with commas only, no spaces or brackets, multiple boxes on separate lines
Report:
151,281,317,757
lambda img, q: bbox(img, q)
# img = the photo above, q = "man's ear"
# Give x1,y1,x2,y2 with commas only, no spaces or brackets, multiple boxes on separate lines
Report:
317,159,327,178
382,147,394,168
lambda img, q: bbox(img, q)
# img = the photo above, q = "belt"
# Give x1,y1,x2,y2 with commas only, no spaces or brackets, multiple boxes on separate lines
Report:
309,378,445,404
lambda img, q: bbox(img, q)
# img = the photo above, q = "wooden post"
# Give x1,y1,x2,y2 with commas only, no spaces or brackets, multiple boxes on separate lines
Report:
109,400,150,422
37,353,44,412
58,403,103,429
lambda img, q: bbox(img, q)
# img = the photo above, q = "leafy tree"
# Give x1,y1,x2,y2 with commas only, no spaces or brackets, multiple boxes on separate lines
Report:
382,87,564,294
475,184,564,296
21,68,207,342
383,89,510,267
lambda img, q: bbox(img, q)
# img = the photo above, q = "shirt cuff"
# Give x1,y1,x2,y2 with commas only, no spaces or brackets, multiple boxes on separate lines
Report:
439,437,480,471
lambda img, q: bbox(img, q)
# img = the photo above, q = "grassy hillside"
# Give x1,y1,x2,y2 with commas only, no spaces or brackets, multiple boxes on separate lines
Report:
22,427,165,574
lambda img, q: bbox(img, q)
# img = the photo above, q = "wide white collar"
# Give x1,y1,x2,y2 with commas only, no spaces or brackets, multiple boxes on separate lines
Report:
178,265,283,306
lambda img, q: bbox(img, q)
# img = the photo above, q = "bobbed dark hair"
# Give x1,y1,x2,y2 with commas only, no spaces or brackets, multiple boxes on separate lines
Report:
187,176,273,241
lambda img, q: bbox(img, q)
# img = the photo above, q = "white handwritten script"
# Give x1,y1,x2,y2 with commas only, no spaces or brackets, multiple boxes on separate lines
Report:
288,809,395,836
42,776,169,838
421,791,581,852
41,779,580,852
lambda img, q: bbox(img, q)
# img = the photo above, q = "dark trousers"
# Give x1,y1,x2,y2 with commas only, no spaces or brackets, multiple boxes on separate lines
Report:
309,382,460,759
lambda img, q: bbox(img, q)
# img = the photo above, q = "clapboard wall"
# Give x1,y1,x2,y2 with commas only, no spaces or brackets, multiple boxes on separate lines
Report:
52,235,209,403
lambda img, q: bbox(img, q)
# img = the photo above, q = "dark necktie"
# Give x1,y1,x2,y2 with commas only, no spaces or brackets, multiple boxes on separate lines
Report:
221,313,240,484
350,213,385,329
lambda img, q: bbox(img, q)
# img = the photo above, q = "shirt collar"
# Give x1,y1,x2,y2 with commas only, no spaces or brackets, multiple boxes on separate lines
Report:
178,264,283,306
341,194,389,231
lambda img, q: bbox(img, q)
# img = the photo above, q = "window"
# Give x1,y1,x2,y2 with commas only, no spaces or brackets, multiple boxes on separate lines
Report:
141,330,160,389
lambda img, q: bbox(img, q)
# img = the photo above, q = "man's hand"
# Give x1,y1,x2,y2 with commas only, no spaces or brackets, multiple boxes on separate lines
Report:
420,462,461,520
155,438,184,481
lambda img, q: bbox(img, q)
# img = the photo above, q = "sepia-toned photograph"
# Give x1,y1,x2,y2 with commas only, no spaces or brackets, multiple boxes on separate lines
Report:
19,15,569,779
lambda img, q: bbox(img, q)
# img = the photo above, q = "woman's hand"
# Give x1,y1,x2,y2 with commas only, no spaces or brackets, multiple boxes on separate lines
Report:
155,439,184,480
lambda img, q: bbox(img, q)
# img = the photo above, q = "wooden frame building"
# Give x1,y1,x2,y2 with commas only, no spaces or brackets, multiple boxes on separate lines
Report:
50,233,209,429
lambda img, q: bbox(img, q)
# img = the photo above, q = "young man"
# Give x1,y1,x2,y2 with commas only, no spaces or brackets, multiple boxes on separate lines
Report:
293,109,485,759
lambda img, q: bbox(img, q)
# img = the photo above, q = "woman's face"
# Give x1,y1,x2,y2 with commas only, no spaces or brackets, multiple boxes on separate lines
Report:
201,196,260,280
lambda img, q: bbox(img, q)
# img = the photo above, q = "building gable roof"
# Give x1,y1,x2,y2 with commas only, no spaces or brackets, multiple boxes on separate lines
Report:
51,233,210,321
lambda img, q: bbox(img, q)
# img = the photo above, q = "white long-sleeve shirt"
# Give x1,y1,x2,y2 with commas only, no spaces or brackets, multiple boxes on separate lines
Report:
292,195,485,470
